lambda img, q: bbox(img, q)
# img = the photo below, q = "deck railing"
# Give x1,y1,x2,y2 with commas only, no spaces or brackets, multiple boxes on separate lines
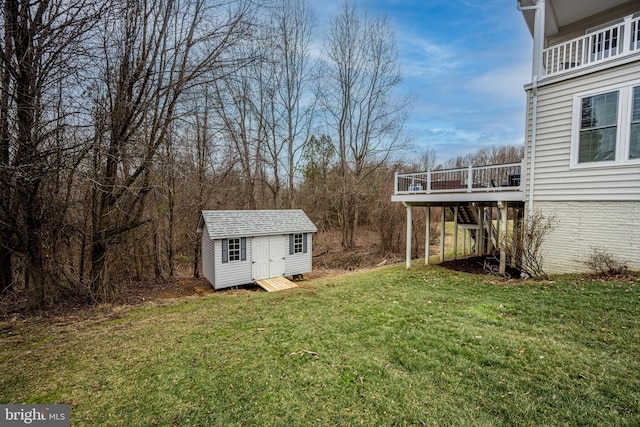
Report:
395,162,523,195
543,14,640,77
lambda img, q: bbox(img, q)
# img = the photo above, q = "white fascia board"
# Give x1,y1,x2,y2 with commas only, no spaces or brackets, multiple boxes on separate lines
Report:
391,192,525,204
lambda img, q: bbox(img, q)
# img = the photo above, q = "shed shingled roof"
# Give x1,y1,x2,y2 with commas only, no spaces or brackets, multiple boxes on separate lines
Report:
197,210,317,239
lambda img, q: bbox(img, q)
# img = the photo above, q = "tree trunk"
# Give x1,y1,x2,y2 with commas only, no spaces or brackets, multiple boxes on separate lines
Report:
167,165,175,278
90,238,108,302
133,232,144,281
341,192,357,250
0,247,12,293
192,238,200,279
25,243,45,310
154,228,163,279
0,8,11,294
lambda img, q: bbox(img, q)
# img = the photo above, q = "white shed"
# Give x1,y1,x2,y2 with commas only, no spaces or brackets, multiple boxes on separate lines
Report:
196,210,318,290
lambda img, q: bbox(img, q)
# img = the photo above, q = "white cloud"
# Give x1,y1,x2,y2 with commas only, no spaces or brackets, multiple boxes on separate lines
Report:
308,0,532,162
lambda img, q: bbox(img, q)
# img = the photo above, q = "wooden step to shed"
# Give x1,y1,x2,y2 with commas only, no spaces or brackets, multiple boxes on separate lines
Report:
255,276,298,292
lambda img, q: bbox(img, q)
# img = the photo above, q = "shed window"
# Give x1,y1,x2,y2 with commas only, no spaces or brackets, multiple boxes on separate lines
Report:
289,233,307,254
222,238,246,263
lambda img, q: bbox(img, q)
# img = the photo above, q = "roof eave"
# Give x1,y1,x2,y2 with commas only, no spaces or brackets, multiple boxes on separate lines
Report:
205,229,318,240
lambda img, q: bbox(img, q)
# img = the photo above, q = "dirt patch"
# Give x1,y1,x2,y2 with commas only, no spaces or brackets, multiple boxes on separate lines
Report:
0,277,216,322
312,229,402,271
440,256,522,279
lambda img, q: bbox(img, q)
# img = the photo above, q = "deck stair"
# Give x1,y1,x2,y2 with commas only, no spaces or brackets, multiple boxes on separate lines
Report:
449,203,499,254
456,203,479,226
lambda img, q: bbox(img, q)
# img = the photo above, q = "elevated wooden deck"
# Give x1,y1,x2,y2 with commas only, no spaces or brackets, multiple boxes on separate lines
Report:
392,162,527,274
392,162,525,205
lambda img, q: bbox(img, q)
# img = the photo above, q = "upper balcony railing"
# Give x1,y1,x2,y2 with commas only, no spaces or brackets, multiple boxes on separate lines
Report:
395,162,523,195
543,14,640,78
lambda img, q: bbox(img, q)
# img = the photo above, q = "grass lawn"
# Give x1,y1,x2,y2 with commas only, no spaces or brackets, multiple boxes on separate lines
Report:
1,265,639,426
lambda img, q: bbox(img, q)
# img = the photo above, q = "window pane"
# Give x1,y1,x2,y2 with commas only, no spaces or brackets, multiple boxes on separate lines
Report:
580,92,618,129
579,127,617,162
578,91,618,163
228,238,240,261
631,87,640,159
294,234,303,254
581,98,594,128
633,87,640,122
630,123,640,159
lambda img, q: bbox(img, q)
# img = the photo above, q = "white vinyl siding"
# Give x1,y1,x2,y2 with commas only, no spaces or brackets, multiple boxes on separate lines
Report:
201,224,215,286
285,234,313,276
526,61,640,201
214,239,253,289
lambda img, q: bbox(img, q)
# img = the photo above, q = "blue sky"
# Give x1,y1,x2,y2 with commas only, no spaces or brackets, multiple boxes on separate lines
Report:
311,0,534,163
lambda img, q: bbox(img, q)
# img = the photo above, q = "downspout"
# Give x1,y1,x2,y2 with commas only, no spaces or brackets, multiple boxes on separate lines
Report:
518,0,544,217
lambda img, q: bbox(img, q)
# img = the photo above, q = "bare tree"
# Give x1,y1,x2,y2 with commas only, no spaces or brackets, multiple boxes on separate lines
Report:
187,88,222,277
0,0,104,308
0,3,14,294
419,146,438,171
444,145,524,169
88,0,256,301
269,0,315,207
212,63,265,209
299,134,337,231
320,0,408,249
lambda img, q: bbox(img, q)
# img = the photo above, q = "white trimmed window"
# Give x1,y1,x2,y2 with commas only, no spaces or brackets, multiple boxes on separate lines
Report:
571,82,640,167
222,237,246,263
578,91,618,163
289,233,307,255
228,238,241,261
293,234,303,254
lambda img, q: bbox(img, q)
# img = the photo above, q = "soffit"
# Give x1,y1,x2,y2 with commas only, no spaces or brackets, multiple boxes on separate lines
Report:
520,0,633,36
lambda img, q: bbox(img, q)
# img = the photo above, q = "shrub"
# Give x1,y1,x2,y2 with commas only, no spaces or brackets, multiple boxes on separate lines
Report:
506,210,558,279
583,248,628,276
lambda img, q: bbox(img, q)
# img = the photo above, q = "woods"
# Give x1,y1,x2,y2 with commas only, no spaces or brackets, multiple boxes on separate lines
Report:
0,0,521,310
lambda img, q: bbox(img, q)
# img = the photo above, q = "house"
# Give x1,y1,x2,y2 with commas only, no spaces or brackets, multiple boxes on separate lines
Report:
392,0,640,274
197,210,317,290
518,0,640,272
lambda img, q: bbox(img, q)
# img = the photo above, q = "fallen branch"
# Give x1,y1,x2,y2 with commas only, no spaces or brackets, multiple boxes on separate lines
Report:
289,350,318,357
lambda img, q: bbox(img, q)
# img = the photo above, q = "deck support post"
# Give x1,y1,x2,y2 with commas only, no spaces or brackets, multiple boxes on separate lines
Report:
512,207,523,267
487,205,493,254
499,201,508,274
405,203,412,269
425,205,431,265
496,204,501,250
453,205,459,260
463,228,467,256
440,204,446,262
477,205,484,256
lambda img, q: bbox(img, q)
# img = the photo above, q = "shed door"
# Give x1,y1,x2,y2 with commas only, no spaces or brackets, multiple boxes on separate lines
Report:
252,236,285,281
269,236,285,278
